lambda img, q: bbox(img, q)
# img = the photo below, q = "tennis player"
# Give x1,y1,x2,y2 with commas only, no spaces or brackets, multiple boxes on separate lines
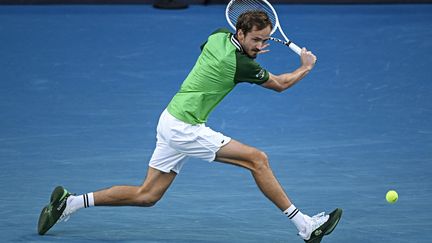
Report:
38,10,342,242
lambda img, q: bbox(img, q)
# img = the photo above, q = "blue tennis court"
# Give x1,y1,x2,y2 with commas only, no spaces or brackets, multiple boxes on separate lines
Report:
1,3,431,242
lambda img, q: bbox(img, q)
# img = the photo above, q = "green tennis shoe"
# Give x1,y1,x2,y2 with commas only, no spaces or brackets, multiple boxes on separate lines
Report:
304,208,343,243
37,186,72,235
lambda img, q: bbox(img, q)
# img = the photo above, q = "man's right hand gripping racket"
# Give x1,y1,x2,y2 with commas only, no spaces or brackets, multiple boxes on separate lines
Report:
226,0,303,56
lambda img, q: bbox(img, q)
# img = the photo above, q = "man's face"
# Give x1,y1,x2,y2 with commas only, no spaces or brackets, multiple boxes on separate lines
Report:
237,25,271,58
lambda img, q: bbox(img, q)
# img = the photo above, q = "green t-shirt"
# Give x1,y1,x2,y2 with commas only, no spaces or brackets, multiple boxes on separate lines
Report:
167,28,269,125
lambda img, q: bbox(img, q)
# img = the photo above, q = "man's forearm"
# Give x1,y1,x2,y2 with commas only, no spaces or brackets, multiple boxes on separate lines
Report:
279,65,312,91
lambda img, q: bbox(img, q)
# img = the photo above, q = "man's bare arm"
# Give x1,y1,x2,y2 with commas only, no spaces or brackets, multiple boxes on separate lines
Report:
261,48,317,93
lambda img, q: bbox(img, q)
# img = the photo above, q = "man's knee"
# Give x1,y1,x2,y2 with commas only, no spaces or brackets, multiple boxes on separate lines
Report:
250,149,270,172
136,189,162,207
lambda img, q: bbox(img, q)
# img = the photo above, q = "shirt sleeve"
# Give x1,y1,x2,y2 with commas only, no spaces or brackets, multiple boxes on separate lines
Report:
234,53,270,85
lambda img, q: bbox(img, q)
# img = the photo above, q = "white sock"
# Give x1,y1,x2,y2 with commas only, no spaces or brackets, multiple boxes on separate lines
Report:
66,193,95,214
283,204,307,233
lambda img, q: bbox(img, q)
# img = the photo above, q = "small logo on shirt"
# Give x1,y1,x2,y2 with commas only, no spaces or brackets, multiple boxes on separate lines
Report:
256,69,265,80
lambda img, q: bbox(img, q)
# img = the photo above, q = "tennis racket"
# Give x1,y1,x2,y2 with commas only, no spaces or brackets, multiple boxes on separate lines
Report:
225,0,302,56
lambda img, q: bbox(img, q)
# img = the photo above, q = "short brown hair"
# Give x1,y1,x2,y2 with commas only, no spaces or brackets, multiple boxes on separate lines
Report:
236,10,273,35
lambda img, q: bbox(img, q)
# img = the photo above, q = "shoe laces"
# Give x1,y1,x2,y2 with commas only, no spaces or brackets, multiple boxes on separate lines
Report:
308,212,329,230
299,212,329,240
58,195,76,223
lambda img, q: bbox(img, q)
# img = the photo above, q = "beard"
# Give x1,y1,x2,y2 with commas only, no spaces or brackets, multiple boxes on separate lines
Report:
246,49,260,59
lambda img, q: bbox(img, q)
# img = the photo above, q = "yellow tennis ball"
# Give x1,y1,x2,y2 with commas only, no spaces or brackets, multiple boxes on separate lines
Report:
386,190,398,204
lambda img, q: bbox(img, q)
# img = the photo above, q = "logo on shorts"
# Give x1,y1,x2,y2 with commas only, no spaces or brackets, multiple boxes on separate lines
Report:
221,140,225,144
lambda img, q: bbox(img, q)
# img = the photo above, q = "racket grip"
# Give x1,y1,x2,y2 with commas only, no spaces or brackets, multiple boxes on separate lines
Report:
289,42,302,56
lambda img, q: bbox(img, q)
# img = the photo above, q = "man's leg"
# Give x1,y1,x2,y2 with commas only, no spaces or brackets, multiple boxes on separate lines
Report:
94,167,177,207
38,167,176,235
215,139,291,211
215,139,342,242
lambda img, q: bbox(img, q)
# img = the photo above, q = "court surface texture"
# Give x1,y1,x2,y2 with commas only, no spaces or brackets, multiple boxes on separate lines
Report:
1,3,431,242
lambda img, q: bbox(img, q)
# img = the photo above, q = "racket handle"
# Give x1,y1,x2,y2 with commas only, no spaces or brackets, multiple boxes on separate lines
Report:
278,26,302,56
289,42,301,56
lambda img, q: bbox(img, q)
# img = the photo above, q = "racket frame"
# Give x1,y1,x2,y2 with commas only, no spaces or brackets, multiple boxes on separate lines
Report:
225,0,302,56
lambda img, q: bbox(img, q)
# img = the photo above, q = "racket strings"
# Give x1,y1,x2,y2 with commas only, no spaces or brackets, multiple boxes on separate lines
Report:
227,0,277,31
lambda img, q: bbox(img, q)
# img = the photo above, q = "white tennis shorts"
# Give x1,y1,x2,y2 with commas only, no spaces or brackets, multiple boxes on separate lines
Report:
148,109,231,174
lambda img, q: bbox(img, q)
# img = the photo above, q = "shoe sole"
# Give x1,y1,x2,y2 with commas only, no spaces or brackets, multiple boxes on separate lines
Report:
305,208,343,243
37,186,69,235
324,208,342,235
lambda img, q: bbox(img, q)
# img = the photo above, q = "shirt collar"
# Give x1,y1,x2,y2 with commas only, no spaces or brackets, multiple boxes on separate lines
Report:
230,34,243,52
